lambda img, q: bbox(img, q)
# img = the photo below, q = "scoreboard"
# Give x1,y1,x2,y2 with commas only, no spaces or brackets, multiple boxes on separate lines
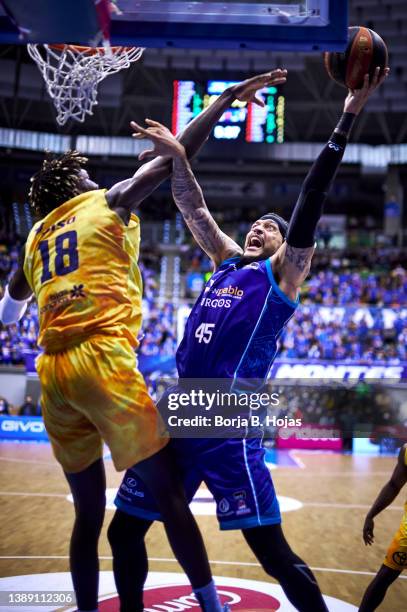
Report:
172,80,285,144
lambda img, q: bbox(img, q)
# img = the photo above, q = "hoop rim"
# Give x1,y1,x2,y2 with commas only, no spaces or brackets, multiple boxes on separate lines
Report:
47,43,137,55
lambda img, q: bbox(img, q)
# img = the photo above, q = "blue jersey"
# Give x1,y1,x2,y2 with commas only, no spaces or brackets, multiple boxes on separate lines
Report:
117,256,295,530
176,256,298,382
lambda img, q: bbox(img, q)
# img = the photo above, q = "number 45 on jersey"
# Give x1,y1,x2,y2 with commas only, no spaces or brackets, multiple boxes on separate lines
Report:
195,323,215,344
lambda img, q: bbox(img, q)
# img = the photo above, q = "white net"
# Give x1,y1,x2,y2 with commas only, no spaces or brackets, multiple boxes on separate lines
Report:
27,44,145,126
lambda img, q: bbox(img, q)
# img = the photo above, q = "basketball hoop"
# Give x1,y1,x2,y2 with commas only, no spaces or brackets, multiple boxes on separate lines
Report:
27,43,145,126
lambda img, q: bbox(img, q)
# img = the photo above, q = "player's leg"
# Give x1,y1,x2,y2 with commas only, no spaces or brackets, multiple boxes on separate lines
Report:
64,458,106,612
36,352,106,611
197,437,327,611
243,524,328,612
107,510,152,612
358,564,400,611
65,339,222,611
110,440,205,611
131,445,219,598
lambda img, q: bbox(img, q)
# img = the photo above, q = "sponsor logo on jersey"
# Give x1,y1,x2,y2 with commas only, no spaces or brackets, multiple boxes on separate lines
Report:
233,490,247,502
212,285,244,298
35,216,76,237
219,498,230,514
200,297,232,309
201,284,245,309
392,551,407,567
125,477,138,488
40,284,87,314
119,481,145,499
233,490,251,516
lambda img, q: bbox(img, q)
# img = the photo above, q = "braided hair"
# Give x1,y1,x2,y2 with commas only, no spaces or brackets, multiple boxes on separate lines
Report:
29,150,88,218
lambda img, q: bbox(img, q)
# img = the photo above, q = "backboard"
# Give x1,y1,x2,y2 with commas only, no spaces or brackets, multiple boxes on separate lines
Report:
0,0,348,51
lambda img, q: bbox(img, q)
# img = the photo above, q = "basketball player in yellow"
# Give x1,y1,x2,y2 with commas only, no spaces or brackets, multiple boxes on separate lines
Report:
359,442,407,611
0,70,287,612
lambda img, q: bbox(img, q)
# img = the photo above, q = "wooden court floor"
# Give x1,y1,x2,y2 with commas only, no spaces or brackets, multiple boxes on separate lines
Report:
0,441,406,611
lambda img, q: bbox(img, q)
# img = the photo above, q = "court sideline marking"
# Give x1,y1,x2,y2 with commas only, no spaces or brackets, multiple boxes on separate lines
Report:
0,555,406,580
0,455,397,478
0,490,404,511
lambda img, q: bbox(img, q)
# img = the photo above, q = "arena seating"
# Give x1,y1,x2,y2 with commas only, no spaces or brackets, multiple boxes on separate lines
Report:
1,237,406,365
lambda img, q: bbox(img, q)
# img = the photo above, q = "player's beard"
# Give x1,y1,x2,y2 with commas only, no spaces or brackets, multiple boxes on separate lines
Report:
240,248,276,265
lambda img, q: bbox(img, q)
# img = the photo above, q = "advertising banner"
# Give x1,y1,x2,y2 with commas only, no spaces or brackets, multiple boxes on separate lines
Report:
277,423,343,450
0,415,49,441
270,360,406,382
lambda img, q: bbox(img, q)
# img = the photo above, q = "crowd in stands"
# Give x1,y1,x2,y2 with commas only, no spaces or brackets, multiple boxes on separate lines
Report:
278,248,407,361
279,305,407,362
0,394,41,416
1,235,406,367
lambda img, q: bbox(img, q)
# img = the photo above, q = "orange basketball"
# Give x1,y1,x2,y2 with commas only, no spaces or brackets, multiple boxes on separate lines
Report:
324,26,388,89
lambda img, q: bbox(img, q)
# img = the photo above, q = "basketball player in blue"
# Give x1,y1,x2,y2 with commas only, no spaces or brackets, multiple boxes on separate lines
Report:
108,67,389,612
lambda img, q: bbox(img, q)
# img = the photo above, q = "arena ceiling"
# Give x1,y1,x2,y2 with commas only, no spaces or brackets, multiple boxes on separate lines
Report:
0,1,406,146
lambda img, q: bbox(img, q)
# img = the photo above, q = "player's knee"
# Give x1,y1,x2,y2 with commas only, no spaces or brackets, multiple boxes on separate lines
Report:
260,550,310,583
258,554,281,579
108,511,150,552
376,565,400,587
74,495,105,533
107,513,128,550
107,515,121,550
161,485,189,514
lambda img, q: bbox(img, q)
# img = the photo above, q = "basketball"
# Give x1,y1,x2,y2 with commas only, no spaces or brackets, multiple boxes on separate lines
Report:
324,26,388,89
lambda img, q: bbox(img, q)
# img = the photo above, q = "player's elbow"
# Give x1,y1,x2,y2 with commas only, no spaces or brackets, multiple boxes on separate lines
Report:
0,287,29,325
384,477,403,503
1,309,25,326
387,478,402,496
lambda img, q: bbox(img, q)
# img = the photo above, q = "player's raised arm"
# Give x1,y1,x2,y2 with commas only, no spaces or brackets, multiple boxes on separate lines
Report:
0,245,32,325
273,67,389,302
129,120,242,266
362,444,407,546
171,150,242,268
105,70,287,215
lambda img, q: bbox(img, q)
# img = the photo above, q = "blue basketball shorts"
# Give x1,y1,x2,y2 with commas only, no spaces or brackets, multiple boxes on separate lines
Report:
115,436,281,530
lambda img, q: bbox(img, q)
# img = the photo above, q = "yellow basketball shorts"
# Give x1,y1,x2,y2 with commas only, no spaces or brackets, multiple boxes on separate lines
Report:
384,504,407,572
36,335,169,473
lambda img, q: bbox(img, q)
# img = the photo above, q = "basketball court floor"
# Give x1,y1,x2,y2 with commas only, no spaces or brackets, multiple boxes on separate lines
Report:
0,441,405,611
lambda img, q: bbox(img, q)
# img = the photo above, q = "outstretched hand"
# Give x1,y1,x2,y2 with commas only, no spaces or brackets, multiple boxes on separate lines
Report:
230,69,288,107
344,66,390,115
130,119,186,161
363,516,375,546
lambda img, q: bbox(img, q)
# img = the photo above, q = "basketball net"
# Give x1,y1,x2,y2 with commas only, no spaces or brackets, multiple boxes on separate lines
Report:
27,44,144,126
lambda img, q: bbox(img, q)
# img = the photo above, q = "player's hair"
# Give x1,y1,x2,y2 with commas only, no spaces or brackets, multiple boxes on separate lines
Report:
29,150,88,217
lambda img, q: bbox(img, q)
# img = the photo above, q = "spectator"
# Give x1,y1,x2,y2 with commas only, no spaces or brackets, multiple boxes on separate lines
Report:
19,395,37,416
1,239,406,365
0,397,9,415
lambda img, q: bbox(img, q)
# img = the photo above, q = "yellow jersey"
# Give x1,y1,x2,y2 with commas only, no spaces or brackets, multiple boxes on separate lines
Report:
24,189,143,353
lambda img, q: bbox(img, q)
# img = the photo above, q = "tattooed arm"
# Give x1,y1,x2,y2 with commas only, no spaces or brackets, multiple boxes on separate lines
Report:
172,156,242,267
129,119,242,266
272,67,389,301
272,243,314,302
